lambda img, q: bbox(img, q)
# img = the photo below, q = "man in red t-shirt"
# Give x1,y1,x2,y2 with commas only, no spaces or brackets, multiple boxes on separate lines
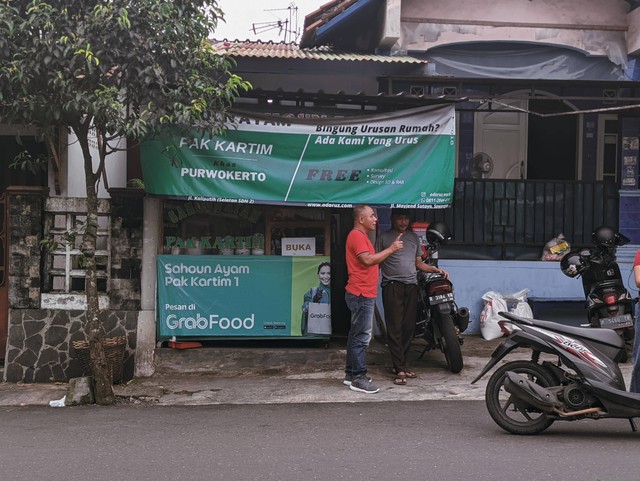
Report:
631,250,640,392
344,204,403,394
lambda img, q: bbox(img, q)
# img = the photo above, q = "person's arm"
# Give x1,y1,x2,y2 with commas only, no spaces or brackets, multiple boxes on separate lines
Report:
357,233,403,267
303,288,313,304
416,257,448,278
634,264,640,288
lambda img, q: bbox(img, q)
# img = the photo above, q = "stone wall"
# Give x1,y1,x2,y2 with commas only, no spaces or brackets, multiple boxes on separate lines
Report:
6,187,45,309
4,188,144,383
4,309,138,382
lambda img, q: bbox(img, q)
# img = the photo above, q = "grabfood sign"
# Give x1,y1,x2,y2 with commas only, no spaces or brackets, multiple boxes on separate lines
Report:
165,311,255,332
141,105,456,208
157,255,328,338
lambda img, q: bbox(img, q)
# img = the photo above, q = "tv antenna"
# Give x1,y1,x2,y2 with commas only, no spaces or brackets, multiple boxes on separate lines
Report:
252,2,300,43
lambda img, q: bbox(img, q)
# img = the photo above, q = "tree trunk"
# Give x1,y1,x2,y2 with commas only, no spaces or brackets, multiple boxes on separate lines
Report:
87,316,115,405
77,128,115,405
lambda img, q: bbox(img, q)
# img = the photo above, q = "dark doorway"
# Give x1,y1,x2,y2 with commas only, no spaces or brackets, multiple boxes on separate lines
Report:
527,99,577,180
0,136,48,194
0,135,47,360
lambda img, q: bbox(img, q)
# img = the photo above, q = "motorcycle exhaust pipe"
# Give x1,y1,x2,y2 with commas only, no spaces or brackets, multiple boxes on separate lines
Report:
554,407,603,417
455,307,470,333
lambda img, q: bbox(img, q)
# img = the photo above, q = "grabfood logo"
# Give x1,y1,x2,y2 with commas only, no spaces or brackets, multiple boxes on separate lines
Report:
166,313,255,331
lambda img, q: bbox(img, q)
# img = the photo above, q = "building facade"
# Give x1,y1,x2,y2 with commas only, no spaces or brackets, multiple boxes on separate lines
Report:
3,0,640,382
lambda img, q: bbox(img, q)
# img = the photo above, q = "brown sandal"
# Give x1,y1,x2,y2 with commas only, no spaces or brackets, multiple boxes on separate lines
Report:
393,374,407,385
394,369,417,379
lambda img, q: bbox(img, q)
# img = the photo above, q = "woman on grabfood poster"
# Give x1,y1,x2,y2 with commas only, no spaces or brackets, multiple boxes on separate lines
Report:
301,262,331,334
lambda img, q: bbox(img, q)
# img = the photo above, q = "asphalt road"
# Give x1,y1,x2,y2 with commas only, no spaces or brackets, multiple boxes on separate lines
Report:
1,401,639,481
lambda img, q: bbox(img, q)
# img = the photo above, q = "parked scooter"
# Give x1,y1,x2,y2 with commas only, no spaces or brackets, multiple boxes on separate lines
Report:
414,221,469,373
560,225,635,361
472,311,640,434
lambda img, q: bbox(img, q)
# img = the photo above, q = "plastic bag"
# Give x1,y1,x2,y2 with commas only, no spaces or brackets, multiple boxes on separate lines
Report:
480,291,509,340
307,303,332,335
506,288,533,319
541,233,570,261
49,395,66,407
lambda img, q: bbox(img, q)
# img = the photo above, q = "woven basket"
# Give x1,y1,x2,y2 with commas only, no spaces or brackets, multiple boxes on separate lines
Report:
72,335,126,384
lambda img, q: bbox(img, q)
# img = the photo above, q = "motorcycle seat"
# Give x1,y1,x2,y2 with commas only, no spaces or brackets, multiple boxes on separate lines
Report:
586,280,625,292
499,311,624,349
418,272,445,282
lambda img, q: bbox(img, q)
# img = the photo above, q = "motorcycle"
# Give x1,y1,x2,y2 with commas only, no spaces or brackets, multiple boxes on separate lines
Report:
472,311,640,435
413,221,470,374
560,225,636,361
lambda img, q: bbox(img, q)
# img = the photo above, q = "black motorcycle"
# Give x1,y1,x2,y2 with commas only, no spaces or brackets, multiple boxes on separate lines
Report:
472,311,640,435
414,221,469,373
560,225,636,361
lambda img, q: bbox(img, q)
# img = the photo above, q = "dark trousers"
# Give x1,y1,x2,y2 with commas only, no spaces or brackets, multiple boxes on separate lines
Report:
382,281,418,372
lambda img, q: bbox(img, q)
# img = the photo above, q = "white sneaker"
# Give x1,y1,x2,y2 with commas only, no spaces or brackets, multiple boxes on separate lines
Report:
349,376,379,394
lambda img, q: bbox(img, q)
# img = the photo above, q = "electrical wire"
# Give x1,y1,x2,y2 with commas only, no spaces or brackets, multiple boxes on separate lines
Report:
488,98,640,118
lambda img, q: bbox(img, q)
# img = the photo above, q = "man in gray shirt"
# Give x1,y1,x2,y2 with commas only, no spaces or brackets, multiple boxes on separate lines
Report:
375,209,447,385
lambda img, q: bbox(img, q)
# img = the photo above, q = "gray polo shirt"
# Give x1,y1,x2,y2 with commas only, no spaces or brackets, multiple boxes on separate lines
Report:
375,229,422,285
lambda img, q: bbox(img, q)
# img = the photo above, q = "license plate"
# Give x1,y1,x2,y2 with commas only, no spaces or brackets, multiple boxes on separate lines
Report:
428,292,454,304
599,314,634,329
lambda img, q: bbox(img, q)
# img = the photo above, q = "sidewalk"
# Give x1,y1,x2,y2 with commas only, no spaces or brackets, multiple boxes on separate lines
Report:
0,335,633,407
115,336,498,406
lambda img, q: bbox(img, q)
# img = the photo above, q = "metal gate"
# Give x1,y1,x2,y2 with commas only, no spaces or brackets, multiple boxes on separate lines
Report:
0,193,7,359
415,179,619,260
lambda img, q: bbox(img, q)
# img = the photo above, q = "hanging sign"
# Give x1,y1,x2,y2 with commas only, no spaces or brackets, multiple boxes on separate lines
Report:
141,105,456,208
281,237,316,256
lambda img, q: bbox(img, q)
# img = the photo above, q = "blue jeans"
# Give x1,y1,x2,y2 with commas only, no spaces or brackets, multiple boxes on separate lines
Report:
345,293,375,378
630,301,640,393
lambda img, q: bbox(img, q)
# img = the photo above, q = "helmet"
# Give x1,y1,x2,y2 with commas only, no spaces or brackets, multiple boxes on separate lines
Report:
592,226,618,247
425,221,452,252
592,225,630,248
426,221,452,242
560,250,586,278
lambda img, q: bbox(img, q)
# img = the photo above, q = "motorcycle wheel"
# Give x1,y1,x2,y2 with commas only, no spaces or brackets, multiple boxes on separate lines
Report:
436,311,463,373
485,360,557,435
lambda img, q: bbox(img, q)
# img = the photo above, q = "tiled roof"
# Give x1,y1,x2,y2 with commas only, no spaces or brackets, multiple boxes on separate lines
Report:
300,0,380,49
210,40,426,64
302,0,358,36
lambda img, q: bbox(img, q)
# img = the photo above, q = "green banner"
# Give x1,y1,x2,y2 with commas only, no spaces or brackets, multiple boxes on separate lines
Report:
141,105,455,208
157,255,330,338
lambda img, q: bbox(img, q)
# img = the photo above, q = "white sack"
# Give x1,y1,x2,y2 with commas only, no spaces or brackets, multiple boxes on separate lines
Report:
480,291,509,340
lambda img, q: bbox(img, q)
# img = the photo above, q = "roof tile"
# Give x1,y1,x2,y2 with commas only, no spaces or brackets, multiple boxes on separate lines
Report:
210,40,426,64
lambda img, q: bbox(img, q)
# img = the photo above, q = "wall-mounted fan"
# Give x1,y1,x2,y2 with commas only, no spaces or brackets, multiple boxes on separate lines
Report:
470,152,494,179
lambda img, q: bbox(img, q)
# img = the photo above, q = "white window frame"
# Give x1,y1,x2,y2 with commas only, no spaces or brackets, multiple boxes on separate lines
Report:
41,197,111,310
596,114,618,183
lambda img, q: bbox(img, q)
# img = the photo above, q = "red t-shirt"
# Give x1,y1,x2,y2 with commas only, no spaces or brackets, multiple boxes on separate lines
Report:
634,250,640,268
345,229,379,298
